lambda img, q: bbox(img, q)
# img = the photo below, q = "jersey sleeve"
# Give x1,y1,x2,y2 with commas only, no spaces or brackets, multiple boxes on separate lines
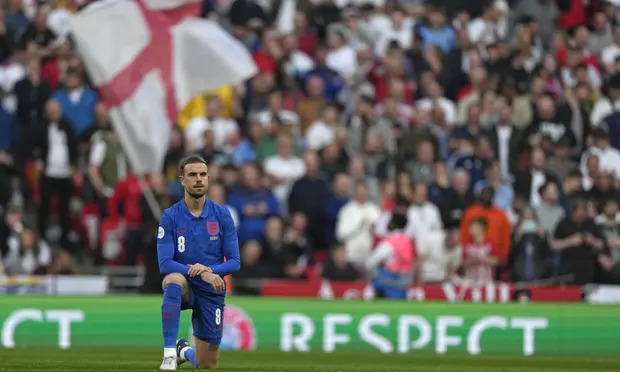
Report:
157,211,190,275
209,207,241,276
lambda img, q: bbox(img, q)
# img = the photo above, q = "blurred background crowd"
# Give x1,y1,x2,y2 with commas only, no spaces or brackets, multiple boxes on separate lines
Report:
2,0,620,292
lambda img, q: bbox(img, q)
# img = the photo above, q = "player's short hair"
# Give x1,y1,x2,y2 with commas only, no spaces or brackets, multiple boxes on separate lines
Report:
178,154,207,175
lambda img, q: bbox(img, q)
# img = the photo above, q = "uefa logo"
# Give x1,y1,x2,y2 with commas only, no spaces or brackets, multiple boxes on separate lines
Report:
220,305,257,351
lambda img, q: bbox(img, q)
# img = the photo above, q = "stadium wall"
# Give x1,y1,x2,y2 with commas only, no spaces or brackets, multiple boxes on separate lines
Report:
1,296,619,356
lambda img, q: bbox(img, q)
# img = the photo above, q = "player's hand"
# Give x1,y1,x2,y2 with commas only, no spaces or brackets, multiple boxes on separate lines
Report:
200,272,225,291
187,263,211,277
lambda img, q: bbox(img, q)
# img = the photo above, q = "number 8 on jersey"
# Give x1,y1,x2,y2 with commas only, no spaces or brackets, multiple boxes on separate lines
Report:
177,236,186,253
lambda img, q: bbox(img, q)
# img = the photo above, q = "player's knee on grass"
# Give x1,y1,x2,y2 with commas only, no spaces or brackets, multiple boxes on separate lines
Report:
162,273,189,301
196,355,217,370
195,341,219,370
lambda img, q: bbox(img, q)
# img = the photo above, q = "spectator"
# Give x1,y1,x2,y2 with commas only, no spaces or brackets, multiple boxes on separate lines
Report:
489,102,522,182
254,90,299,129
263,134,305,212
232,121,263,166
586,171,619,210
207,182,239,228
46,0,72,41
453,136,493,187
417,4,455,54
601,24,620,75
297,75,326,134
535,181,565,238
405,182,443,240
321,243,359,281
325,29,356,79
552,199,606,284
237,239,272,279
440,169,475,229
595,199,620,284
302,45,344,102
185,95,239,154
336,181,380,267
305,104,339,151
509,207,549,282
34,100,77,249
51,68,98,138
14,58,51,147
106,172,147,265
88,103,126,201
545,136,578,183
515,147,559,208
366,209,418,299
374,6,413,57
280,212,312,279
227,163,279,242
475,161,514,211
467,1,507,47
4,0,28,35
288,151,329,247
280,33,315,81
19,9,56,56
523,94,576,149
416,79,457,126
416,228,462,283
323,173,349,247
462,218,500,285
348,156,380,203
3,227,51,275
347,95,377,157
405,140,436,185
259,216,284,264
0,203,24,259
461,186,512,263
580,128,620,182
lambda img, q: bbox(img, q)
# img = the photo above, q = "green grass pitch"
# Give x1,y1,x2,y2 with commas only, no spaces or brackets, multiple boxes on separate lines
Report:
1,348,619,371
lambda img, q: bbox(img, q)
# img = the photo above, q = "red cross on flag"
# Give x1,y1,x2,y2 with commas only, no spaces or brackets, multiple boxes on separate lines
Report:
70,0,257,174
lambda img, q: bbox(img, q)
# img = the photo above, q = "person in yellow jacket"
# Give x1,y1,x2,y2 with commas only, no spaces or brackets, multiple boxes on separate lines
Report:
177,86,238,130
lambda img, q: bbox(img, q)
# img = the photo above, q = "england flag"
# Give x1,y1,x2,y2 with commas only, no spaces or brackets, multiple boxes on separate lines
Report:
70,0,257,174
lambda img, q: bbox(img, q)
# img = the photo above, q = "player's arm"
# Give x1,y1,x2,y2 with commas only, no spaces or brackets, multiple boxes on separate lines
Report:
209,208,241,276
157,212,190,275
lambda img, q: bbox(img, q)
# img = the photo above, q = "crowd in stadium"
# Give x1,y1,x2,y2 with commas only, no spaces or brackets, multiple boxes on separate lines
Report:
1,0,620,290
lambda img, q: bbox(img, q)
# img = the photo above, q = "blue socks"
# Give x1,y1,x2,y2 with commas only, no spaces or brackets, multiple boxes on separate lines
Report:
161,283,182,349
182,347,198,368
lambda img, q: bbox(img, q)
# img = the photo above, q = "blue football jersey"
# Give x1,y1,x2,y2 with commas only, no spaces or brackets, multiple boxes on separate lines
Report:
157,198,240,294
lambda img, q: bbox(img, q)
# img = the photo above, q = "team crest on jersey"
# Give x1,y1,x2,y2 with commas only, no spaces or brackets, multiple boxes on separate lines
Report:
207,221,220,235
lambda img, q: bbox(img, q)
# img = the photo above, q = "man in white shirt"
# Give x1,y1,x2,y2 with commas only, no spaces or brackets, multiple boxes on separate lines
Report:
373,7,414,57
326,29,358,79
467,1,507,47
263,134,306,214
590,73,620,127
185,95,238,153
281,34,315,78
336,182,381,267
416,79,456,125
35,100,78,249
416,229,462,283
405,182,443,240
580,128,620,182
306,104,339,150
601,24,620,75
